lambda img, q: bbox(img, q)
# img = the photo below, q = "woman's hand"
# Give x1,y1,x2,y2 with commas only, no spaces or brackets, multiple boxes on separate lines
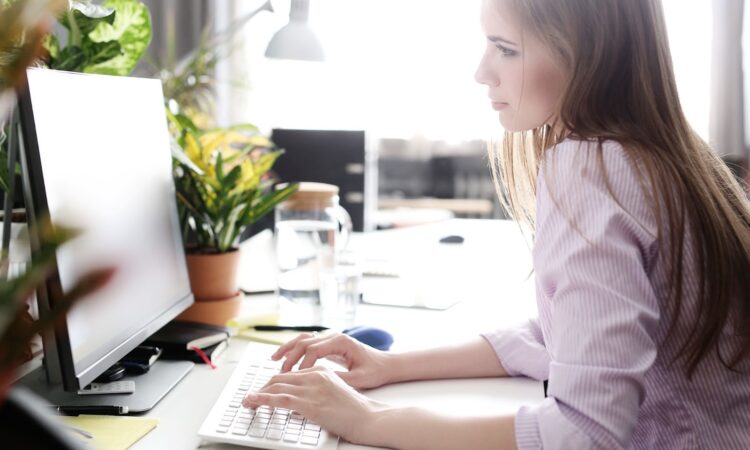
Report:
242,366,388,445
272,332,396,389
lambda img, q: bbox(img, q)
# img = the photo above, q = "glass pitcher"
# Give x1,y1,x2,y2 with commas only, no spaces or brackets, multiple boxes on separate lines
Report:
274,182,352,320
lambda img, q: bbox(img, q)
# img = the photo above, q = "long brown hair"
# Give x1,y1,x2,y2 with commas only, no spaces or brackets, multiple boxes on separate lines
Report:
488,0,750,378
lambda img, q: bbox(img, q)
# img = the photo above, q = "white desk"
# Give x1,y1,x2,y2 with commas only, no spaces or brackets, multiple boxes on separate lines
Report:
133,219,543,449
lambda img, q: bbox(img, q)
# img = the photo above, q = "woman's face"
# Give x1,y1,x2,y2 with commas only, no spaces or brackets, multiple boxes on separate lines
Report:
474,0,566,132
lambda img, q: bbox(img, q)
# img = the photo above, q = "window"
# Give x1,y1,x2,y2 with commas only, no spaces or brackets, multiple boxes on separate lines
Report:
231,0,714,142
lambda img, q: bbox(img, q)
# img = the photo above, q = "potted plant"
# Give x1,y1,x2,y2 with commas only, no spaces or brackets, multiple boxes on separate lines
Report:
168,112,297,325
43,0,152,77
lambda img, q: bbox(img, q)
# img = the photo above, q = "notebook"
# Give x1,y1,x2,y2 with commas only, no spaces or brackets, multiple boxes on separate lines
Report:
144,320,231,352
159,340,228,365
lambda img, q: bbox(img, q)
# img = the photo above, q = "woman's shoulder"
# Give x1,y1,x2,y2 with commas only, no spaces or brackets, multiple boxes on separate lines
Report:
542,137,632,172
539,138,644,192
537,137,657,238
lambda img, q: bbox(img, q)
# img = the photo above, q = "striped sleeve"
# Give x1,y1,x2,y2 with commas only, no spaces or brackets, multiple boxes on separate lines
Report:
515,141,660,449
481,319,550,381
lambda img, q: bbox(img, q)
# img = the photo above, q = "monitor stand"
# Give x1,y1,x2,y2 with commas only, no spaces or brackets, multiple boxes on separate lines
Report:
18,360,194,413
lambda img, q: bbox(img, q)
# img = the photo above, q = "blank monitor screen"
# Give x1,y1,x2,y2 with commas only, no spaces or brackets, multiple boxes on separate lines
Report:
21,68,193,388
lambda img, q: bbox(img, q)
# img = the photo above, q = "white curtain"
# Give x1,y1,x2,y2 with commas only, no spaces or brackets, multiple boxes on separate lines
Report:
710,0,746,160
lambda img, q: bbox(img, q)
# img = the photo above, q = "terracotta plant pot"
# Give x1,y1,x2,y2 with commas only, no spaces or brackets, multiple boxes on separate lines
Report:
180,249,243,326
176,291,243,326
185,249,241,301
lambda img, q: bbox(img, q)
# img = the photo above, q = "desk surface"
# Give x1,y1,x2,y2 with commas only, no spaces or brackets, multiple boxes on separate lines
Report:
133,219,543,449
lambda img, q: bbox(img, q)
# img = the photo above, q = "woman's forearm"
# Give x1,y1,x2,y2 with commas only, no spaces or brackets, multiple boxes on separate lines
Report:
364,406,517,450
386,336,509,383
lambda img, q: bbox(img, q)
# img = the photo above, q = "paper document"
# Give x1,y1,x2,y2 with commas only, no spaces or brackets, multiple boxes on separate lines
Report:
58,415,158,450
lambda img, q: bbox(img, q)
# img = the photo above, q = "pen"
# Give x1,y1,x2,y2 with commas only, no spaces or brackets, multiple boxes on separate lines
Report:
51,405,129,415
251,325,329,332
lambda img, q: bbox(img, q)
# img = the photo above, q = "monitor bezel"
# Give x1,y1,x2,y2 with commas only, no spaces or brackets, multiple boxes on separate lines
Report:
16,69,194,391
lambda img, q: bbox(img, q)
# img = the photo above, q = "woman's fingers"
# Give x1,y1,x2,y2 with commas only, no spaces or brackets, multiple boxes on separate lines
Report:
243,383,304,408
244,368,326,408
298,337,351,370
271,332,315,360
279,334,341,373
263,368,318,389
279,336,323,372
242,392,301,411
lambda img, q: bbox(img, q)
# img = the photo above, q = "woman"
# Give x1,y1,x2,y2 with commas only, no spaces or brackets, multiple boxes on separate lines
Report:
243,0,750,448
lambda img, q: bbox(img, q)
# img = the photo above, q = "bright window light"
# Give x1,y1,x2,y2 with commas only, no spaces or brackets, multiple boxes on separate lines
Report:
233,0,712,143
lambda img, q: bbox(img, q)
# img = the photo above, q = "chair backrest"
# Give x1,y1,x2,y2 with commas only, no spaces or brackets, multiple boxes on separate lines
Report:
270,129,368,231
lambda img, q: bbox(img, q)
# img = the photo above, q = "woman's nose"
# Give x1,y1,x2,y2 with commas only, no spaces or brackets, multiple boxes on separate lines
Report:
474,51,498,86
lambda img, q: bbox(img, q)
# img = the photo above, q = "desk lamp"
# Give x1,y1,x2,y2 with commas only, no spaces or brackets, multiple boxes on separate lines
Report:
265,0,325,61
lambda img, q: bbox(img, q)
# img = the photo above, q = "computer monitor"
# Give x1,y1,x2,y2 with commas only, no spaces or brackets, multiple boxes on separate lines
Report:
16,68,194,410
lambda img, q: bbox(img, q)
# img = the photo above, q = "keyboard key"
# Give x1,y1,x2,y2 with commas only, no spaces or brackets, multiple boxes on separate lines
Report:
303,430,320,438
215,426,229,434
266,428,284,440
248,427,266,438
301,435,319,445
231,428,248,436
283,432,300,443
304,423,321,432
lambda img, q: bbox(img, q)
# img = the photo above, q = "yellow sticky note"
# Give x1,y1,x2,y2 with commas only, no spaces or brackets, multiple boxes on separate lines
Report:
226,311,281,329
228,312,334,345
58,415,158,450
236,329,309,345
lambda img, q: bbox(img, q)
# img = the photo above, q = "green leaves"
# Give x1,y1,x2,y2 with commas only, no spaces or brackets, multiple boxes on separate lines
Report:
85,0,151,76
50,45,85,70
170,116,299,253
47,0,151,76
42,34,60,60
1,0,66,92
82,40,122,66
59,2,116,38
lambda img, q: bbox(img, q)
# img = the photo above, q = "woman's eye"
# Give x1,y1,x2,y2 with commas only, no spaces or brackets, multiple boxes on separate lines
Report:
495,44,518,57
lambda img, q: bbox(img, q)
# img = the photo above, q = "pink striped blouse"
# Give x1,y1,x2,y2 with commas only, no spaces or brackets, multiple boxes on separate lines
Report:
482,139,750,449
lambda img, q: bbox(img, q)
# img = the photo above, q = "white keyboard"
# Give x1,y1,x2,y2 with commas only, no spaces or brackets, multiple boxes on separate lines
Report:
198,345,339,449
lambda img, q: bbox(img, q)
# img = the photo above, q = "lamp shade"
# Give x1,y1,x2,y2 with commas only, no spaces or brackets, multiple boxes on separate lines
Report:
265,22,324,61
264,0,324,62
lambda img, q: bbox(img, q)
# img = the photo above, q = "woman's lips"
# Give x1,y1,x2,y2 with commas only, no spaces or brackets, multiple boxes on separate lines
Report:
491,101,509,111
